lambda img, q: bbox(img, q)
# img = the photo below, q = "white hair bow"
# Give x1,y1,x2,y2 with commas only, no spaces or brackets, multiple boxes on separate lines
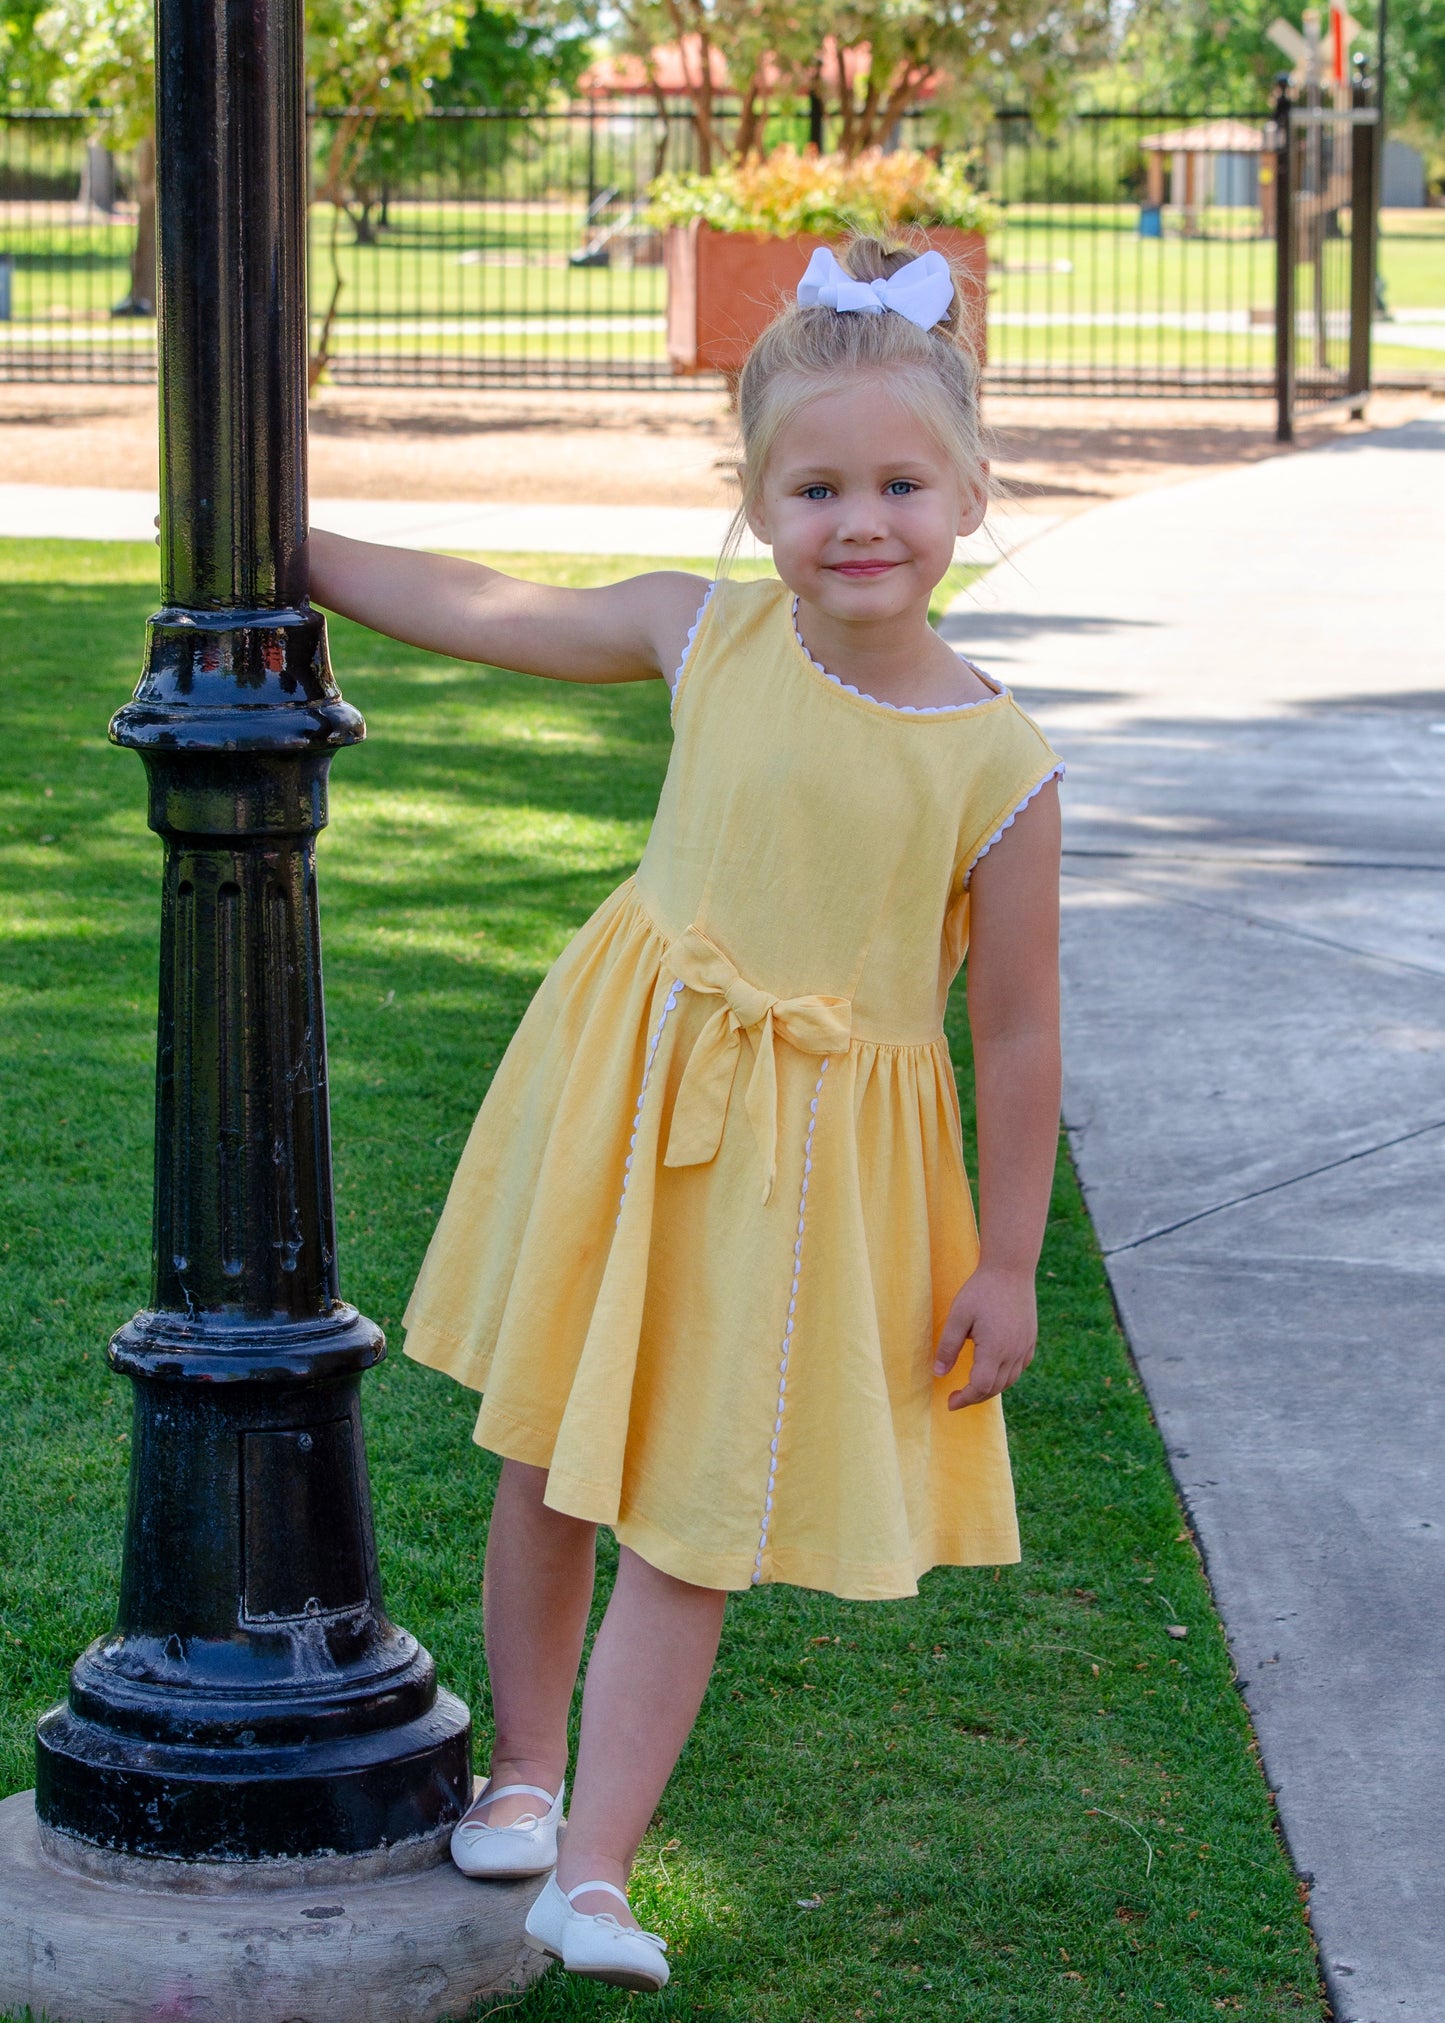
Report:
796,245,954,330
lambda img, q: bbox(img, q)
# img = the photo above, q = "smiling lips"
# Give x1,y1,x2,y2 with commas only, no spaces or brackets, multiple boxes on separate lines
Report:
829,561,900,578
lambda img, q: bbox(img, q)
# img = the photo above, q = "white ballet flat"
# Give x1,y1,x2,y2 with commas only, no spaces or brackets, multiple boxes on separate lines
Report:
524,1875,671,1991
449,1778,565,1879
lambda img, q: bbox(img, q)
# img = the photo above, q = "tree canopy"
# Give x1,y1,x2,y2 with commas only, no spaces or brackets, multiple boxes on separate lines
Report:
307,0,474,117
0,0,55,107
11,0,595,127
582,0,1113,167
434,0,595,108
1117,0,1445,136
32,0,152,144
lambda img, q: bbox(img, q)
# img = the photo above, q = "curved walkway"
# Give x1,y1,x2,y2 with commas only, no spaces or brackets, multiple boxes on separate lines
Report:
944,413,1445,2023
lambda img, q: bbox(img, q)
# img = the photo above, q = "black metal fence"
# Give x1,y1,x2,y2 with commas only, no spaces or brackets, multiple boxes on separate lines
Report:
983,107,1280,396
0,97,1409,399
0,112,157,381
305,104,705,390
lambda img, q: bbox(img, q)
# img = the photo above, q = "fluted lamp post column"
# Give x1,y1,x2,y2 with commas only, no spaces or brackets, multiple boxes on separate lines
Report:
0,0,541,2012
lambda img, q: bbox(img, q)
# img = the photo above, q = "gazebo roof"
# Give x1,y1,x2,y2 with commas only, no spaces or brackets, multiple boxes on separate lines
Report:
1140,118,1270,154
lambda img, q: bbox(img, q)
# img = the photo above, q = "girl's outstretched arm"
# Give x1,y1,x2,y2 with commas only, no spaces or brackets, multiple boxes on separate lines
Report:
307,528,709,686
933,781,1062,1410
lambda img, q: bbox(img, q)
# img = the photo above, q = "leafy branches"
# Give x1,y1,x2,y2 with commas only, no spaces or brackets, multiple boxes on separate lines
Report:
33,0,152,147
1117,0,1445,140
306,0,474,382
34,0,156,309
574,0,1112,166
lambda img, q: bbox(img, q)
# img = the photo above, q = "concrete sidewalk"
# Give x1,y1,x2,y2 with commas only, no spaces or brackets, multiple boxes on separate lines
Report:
0,482,1058,567
943,415,1445,2022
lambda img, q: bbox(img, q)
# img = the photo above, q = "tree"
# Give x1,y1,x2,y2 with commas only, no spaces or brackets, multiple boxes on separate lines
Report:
810,0,1111,154
34,0,155,311
25,0,483,361
1384,0,1445,147
1118,0,1445,135
435,0,595,108
1116,0,1323,106
579,0,1111,169
305,0,476,379
1,0,60,107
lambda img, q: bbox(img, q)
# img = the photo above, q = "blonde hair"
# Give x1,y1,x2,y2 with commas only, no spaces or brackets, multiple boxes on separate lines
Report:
725,235,988,567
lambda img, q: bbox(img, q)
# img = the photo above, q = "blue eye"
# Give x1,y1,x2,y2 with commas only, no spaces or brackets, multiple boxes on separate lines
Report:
886,480,919,495
800,485,832,501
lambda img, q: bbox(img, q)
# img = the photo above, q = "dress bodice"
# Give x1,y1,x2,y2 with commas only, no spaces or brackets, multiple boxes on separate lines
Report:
634,577,1063,1047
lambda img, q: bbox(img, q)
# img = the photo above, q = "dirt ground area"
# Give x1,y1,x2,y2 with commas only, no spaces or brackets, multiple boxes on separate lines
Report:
0,379,1438,518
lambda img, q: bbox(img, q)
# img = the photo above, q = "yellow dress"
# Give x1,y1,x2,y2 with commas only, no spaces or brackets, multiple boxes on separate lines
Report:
403,577,1063,1601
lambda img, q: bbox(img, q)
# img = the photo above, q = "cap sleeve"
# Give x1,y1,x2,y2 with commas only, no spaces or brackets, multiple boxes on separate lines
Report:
957,701,1065,884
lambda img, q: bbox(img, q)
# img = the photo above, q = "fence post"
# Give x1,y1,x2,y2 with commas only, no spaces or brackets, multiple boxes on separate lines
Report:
1274,77,1295,443
1347,65,1376,414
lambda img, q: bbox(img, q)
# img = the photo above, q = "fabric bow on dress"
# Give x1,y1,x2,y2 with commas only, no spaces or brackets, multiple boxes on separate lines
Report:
795,245,955,330
662,925,851,1203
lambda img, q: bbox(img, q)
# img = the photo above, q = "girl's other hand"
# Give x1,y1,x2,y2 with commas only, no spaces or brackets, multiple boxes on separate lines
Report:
933,1265,1037,1410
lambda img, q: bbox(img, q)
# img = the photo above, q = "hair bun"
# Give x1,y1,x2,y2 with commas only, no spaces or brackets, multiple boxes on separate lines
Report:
842,234,961,338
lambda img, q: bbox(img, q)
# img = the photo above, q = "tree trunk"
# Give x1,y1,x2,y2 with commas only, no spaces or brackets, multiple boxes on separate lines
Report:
348,197,378,244
857,66,931,155
309,112,365,387
692,29,717,173
310,195,347,390
647,73,672,178
733,71,768,161
81,142,117,213
116,134,157,314
833,42,856,160
664,0,714,173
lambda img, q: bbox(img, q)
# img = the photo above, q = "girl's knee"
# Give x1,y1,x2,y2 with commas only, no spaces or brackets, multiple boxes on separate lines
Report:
500,1456,549,1502
617,1545,728,1612
499,1458,595,1534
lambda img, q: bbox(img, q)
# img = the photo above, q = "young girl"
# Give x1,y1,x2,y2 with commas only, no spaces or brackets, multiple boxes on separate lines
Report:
309,237,1062,1994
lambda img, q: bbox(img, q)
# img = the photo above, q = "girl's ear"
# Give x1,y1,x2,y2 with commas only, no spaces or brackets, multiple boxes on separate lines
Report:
740,470,770,544
956,461,990,539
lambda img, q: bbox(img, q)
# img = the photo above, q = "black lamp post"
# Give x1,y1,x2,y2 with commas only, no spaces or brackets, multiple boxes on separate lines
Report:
33,0,471,1869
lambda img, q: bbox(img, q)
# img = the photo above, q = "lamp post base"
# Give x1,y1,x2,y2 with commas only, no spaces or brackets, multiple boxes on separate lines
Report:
0,1791,547,2023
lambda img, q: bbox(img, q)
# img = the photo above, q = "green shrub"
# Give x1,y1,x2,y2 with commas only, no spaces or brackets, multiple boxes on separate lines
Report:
645,144,997,238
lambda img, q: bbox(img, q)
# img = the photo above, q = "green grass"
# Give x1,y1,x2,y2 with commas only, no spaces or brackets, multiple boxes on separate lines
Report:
0,538,1325,2021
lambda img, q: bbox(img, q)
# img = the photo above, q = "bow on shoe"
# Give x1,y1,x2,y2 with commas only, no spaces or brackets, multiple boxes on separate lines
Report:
662,925,851,1204
796,245,955,330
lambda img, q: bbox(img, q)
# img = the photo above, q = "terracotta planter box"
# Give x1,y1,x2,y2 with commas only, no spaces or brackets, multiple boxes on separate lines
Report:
664,222,987,376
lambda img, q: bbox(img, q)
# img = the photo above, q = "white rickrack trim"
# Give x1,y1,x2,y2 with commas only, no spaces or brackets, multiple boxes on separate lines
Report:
964,763,1067,884
791,596,1006,715
668,582,716,709
614,978,684,1227
751,1054,830,1587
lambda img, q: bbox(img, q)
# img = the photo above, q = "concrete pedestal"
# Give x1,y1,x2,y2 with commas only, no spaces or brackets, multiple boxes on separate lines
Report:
0,1791,547,2022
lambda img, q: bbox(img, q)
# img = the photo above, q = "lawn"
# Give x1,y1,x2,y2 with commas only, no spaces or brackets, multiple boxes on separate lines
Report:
0,538,1326,2021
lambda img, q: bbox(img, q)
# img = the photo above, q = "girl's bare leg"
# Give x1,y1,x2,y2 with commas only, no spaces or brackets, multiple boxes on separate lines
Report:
555,1545,727,1925
475,1458,597,1827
